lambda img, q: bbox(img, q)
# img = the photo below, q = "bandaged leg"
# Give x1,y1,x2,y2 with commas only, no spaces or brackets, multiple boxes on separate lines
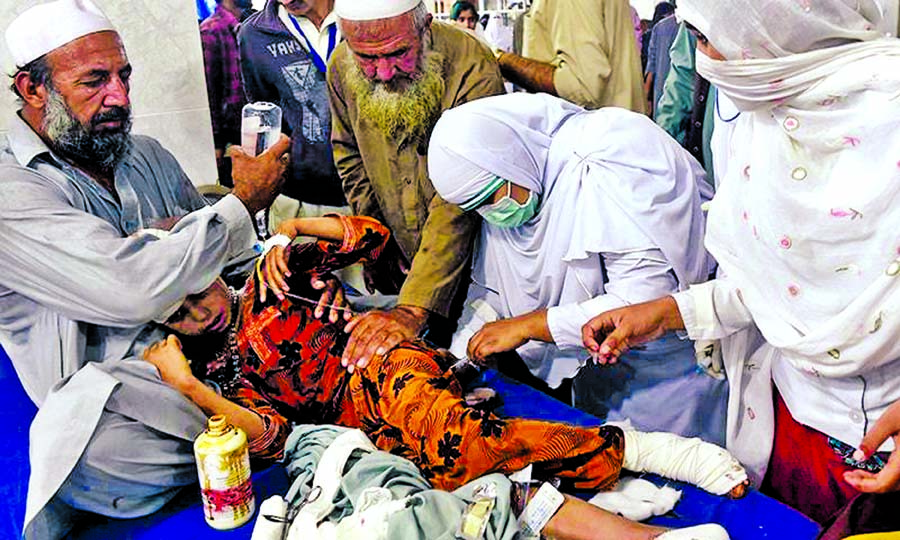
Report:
541,495,730,540
622,430,747,496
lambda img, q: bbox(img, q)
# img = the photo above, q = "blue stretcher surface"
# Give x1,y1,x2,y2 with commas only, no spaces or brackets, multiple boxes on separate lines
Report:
0,347,820,539
477,370,821,540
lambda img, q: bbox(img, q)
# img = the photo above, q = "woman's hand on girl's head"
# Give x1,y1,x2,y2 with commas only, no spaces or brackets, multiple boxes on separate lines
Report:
142,335,195,390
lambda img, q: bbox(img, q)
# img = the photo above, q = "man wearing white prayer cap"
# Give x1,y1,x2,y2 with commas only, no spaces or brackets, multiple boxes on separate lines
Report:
6,0,114,67
2,1,292,537
324,0,504,372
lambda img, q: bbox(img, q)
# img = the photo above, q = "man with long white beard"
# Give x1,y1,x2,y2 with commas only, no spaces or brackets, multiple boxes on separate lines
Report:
324,0,505,371
0,1,290,537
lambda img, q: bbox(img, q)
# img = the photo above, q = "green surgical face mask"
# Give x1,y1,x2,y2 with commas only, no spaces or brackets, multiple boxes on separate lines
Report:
476,182,539,228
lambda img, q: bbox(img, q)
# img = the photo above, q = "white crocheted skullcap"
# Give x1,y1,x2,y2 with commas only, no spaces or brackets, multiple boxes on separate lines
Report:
6,0,115,68
334,0,422,21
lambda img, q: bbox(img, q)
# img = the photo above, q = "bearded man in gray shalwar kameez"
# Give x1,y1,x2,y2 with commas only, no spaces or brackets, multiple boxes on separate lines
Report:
0,1,291,538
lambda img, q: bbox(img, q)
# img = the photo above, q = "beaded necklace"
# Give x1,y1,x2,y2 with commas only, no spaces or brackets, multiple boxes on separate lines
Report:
208,290,244,395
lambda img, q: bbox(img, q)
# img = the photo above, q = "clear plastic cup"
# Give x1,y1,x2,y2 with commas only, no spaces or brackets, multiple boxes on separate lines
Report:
241,102,282,157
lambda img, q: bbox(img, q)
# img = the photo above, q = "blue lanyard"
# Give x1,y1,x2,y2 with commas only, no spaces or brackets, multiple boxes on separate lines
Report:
289,16,337,73
715,88,740,123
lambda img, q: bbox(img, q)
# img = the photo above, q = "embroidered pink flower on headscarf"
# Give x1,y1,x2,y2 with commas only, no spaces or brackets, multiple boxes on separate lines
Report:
830,208,863,220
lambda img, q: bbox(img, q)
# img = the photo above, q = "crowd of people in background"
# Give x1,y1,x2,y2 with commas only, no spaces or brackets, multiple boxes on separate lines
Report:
2,0,900,538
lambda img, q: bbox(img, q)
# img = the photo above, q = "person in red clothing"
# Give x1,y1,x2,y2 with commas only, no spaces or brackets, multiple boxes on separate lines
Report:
143,214,745,540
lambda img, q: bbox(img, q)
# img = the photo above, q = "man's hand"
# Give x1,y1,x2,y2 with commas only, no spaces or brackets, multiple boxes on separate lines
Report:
581,296,684,363
844,399,900,493
229,134,290,215
341,305,428,373
142,335,195,390
495,51,557,96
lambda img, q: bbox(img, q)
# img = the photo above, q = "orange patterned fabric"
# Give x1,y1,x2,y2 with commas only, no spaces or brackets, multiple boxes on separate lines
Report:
349,341,624,491
196,215,625,490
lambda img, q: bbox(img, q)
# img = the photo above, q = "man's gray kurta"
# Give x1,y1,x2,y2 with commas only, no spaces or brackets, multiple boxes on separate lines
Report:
0,113,258,538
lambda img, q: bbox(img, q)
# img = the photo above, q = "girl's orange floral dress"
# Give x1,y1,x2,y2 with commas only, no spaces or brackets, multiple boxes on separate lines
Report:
191,215,624,491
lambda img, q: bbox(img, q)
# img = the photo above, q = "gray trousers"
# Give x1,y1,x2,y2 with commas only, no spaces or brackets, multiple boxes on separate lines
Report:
26,360,207,540
57,411,200,518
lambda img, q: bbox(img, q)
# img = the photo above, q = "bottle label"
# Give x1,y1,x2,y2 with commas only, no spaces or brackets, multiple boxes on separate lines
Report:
201,476,253,516
196,442,254,529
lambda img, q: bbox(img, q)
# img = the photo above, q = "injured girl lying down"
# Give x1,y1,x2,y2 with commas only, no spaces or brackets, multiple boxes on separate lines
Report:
143,215,747,540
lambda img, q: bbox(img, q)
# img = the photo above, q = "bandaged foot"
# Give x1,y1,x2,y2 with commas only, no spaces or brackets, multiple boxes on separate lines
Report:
656,523,729,539
622,430,748,496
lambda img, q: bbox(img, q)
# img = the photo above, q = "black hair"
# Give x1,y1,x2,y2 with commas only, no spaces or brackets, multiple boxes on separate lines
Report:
9,55,52,101
450,1,478,20
683,21,709,45
652,1,676,26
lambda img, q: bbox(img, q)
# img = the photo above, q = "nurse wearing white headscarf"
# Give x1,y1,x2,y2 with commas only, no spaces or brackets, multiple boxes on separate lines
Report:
428,93,727,445
582,0,900,527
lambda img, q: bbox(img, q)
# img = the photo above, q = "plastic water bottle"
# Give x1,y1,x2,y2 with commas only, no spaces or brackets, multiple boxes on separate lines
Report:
241,102,283,240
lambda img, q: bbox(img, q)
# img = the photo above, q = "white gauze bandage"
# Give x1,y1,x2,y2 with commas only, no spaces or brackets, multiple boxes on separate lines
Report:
263,234,292,255
588,477,681,521
251,495,288,540
622,430,747,496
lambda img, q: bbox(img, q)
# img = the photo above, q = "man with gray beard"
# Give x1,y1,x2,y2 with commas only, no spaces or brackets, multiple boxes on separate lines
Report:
324,0,505,371
41,80,133,173
1,1,290,537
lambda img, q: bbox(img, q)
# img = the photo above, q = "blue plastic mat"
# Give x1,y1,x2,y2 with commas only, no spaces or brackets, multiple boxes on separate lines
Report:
0,346,34,540
478,370,821,540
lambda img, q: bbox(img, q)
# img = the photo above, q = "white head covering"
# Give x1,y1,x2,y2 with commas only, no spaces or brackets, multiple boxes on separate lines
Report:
430,92,580,208
429,93,712,383
334,0,421,21
677,0,887,61
675,0,900,482
678,0,900,379
5,0,115,68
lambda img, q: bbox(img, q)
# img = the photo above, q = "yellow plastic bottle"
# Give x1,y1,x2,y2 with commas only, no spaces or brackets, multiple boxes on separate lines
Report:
194,415,255,529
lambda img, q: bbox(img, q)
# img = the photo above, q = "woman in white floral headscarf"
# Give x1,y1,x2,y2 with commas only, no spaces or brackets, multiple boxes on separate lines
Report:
581,0,900,530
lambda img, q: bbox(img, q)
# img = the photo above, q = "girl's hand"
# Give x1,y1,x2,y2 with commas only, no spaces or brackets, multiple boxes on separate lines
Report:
143,335,195,390
259,241,291,303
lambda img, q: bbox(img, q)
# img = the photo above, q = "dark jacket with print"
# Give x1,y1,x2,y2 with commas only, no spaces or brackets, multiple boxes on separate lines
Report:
237,0,345,205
